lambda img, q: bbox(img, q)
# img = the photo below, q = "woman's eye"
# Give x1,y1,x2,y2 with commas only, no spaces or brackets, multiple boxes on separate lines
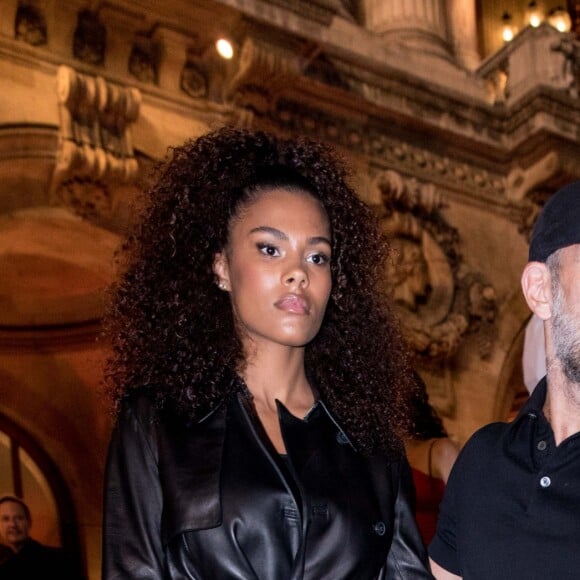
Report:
307,252,330,265
257,243,280,257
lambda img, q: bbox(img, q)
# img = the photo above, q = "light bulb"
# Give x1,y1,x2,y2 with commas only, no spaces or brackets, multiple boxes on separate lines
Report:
216,38,234,60
501,11,515,42
548,7,572,32
525,1,544,28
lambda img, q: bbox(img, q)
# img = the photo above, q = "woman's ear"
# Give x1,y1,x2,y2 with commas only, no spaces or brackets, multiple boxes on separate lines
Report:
521,262,552,320
213,252,231,292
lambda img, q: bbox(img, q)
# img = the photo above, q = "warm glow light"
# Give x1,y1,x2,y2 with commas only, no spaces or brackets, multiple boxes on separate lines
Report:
526,1,544,28
548,7,572,32
216,38,234,59
501,11,515,42
502,26,514,42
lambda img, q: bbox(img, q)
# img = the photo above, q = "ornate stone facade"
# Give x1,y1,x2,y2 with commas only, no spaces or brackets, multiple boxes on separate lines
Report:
1,1,580,577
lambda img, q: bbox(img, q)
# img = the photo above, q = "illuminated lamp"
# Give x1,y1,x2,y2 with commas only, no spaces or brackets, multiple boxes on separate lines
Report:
525,1,544,27
547,7,572,32
215,37,234,59
501,11,515,42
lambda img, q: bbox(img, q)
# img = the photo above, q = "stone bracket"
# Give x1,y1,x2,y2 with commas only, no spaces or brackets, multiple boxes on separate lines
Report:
51,65,141,197
227,36,302,112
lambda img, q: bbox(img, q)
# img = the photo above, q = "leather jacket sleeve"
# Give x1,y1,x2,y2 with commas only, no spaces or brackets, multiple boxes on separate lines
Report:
383,456,434,579
102,396,165,579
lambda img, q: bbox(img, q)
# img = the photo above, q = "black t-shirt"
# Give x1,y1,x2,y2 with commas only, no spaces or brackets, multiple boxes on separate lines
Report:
429,377,580,579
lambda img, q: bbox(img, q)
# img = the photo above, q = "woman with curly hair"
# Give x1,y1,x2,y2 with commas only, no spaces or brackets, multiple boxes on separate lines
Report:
102,127,432,579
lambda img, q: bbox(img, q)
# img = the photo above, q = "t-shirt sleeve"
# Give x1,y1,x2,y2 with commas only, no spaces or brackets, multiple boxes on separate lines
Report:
427,424,500,577
428,457,461,575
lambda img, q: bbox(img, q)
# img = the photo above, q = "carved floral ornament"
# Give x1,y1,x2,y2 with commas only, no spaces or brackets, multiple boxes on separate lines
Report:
373,170,497,363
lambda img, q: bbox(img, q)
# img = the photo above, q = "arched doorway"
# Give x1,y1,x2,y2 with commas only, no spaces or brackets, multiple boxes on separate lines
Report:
0,412,84,577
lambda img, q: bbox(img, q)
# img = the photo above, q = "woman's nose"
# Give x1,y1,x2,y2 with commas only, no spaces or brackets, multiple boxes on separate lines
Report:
284,264,308,288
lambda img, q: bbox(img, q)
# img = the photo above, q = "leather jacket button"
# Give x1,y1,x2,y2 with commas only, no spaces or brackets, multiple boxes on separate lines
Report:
336,431,349,445
373,521,386,536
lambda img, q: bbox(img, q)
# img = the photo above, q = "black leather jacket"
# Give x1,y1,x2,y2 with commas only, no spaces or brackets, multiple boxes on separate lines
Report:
102,391,432,579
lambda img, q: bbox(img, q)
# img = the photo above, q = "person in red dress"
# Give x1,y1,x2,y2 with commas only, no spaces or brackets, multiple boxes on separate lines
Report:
405,375,459,546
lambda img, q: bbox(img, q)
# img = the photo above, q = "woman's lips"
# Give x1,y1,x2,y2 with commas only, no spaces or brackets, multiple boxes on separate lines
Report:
274,294,310,314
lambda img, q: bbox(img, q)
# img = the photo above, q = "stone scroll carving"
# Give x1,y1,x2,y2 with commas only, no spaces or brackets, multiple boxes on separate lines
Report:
375,170,497,363
51,66,141,220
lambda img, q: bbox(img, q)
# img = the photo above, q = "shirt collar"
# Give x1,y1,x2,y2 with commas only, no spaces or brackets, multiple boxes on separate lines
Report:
513,375,547,425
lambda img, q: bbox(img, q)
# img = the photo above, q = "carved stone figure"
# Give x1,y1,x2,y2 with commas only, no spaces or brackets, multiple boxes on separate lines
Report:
386,237,431,312
15,2,47,46
73,10,106,66
129,39,159,85
180,61,208,98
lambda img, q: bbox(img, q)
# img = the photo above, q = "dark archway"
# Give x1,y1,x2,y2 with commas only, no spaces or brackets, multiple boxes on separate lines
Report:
0,411,85,578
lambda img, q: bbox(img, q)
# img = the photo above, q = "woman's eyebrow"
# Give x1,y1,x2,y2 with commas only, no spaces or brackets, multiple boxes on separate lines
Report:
309,235,332,246
249,227,331,246
249,226,287,239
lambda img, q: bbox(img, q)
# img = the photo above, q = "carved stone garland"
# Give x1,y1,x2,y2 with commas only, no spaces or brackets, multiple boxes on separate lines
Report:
374,169,497,364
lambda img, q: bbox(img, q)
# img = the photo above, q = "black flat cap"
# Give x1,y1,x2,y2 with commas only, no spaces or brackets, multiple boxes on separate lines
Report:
529,180,580,262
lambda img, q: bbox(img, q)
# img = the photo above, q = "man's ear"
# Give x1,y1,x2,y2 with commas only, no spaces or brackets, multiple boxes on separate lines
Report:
213,252,231,291
521,261,552,320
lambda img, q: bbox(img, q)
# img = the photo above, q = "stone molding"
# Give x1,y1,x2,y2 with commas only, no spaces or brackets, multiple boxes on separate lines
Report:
272,98,506,200
0,322,103,352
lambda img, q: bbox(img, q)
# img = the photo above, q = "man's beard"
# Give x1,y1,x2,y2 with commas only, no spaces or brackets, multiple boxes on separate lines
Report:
551,281,580,384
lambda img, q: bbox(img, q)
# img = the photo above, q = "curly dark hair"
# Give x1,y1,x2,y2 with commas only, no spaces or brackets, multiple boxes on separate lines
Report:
407,371,447,440
103,126,416,455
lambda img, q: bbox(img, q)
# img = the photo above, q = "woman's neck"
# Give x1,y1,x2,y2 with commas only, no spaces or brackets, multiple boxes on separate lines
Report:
241,342,314,414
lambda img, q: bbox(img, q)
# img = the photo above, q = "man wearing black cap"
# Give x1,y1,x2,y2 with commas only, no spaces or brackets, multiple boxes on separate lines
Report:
428,181,580,580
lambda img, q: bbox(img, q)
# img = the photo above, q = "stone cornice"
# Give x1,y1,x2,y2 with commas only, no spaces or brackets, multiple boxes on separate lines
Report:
0,37,233,120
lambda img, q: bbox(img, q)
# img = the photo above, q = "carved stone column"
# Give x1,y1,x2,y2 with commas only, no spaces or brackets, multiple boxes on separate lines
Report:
447,0,480,70
362,0,451,58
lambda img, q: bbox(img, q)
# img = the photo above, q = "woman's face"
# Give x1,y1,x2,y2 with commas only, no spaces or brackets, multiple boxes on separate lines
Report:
214,187,332,352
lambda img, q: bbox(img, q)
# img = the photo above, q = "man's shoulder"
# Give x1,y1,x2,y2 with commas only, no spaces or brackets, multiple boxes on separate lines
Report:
0,543,13,565
24,540,77,575
453,421,511,470
24,538,65,557
465,420,511,447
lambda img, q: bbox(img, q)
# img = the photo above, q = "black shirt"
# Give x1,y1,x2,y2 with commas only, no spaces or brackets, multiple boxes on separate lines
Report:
429,377,580,579
0,538,80,579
